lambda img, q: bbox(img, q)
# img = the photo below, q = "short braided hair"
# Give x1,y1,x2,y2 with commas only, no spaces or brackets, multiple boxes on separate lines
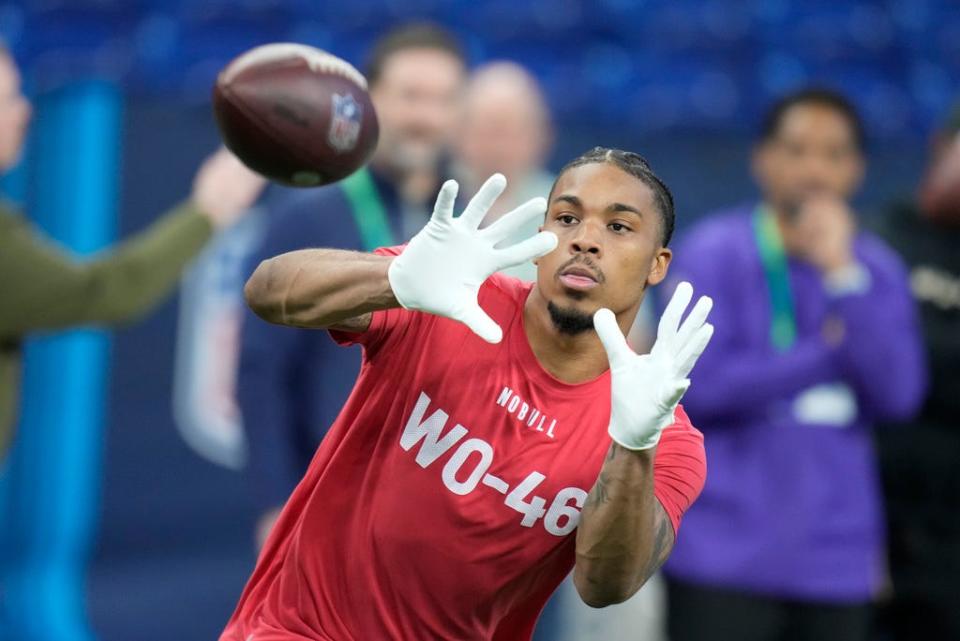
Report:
551,147,675,246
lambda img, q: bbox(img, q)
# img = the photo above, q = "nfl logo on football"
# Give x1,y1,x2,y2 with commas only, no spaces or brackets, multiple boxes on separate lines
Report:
328,93,362,153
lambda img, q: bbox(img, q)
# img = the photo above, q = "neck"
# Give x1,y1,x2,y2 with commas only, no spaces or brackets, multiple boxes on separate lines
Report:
764,202,802,255
522,286,635,384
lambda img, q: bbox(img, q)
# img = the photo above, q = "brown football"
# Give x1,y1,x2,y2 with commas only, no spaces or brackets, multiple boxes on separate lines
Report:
213,43,379,187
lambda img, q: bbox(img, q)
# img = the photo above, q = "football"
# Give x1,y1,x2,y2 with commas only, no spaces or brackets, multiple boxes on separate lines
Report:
212,43,379,187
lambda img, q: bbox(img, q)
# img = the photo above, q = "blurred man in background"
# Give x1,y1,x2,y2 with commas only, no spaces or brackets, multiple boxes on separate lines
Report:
872,102,960,641
454,61,554,281
236,23,467,548
660,88,926,641
0,46,265,458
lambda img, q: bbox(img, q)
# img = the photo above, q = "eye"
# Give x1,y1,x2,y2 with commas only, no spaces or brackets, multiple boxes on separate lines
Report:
826,145,853,163
608,222,631,234
556,213,579,226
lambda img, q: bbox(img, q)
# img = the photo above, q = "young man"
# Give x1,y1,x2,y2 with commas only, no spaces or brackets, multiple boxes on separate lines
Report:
224,148,714,640
661,89,926,641
236,23,468,547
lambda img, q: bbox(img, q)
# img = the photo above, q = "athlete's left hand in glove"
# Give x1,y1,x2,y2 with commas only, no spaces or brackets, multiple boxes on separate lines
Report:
593,282,714,451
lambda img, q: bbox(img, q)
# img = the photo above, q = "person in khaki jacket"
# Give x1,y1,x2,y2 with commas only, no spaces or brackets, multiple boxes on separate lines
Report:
0,47,266,457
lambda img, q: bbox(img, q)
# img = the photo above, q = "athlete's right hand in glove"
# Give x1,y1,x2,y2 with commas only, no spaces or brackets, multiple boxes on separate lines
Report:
387,174,558,343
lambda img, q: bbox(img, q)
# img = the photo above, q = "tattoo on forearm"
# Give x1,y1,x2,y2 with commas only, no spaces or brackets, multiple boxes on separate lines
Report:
586,472,610,507
642,508,673,579
605,443,619,461
584,444,621,508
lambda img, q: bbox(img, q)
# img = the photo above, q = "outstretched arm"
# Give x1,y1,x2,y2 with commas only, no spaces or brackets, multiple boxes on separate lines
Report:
244,174,557,341
574,283,713,607
575,443,674,607
0,148,265,338
244,248,395,331
827,256,927,422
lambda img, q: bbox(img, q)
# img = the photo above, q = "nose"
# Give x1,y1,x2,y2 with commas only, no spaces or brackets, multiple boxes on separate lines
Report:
569,220,602,257
798,150,837,189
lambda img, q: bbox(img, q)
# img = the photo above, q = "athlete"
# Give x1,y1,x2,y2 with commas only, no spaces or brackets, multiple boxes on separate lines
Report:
223,148,714,640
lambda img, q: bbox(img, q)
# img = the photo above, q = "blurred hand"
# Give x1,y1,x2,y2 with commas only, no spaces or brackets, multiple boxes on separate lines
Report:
793,195,855,275
255,506,283,551
191,148,267,230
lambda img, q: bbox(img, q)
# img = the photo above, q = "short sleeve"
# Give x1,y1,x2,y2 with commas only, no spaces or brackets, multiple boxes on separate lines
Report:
328,245,419,353
653,405,707,536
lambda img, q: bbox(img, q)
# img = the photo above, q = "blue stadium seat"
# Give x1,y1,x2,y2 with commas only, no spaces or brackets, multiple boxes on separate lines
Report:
4,0,957,140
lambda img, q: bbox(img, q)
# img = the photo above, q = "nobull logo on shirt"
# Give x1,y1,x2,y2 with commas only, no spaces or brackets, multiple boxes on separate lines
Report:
496,387,557,439
400,390,586,536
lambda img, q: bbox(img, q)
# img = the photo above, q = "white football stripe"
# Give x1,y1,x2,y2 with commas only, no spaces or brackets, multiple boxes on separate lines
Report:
221,43,368,90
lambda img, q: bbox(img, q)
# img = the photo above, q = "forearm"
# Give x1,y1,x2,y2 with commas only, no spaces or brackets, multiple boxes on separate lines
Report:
682,339,839,422
85,202,213,321
244,248,399,328
574,443,673,607
575,283,709,606
831,292,927,420
0,202,211,336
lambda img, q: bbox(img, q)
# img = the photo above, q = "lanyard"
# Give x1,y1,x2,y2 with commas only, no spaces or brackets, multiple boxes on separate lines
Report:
340,168,396,251
753,205,797,351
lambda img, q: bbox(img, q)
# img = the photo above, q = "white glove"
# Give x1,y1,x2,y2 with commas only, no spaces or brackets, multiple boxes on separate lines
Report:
594,282,714,450
387,173,558,343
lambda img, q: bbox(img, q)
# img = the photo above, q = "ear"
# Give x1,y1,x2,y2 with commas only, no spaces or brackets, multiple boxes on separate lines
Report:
646,247,672,287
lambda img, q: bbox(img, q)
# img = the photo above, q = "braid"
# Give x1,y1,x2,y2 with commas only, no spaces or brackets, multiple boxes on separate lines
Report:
552,147,675,246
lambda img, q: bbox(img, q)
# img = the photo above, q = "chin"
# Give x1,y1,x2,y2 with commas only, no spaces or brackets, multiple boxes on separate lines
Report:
552,293,596,315
547,299,597,335
560,288,588,303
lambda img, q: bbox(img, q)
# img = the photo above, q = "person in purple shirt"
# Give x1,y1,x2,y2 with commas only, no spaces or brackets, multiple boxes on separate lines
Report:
661,89,927,641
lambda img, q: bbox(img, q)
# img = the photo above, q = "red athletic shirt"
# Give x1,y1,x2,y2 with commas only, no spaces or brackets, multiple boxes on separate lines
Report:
221,248,707,641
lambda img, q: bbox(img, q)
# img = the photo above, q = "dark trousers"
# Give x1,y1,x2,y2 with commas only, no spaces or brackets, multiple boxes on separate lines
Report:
667,577,871,641
876,596,960,641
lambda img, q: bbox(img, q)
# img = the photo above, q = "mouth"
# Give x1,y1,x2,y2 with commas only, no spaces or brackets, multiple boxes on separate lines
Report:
557,266,600,291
